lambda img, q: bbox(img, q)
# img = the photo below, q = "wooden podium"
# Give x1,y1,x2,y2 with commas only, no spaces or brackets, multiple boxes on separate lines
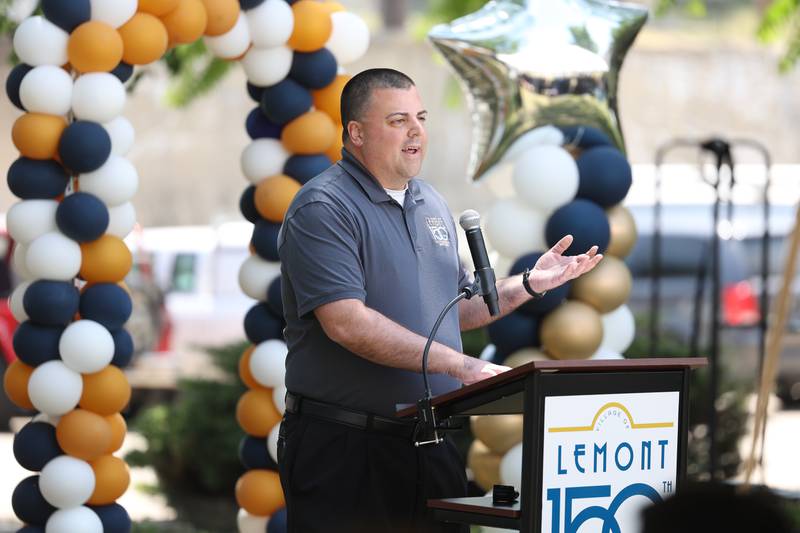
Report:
398,357,707,532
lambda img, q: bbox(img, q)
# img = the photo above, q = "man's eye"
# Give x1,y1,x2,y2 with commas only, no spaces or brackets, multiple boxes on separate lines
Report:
418,116,427,122
392,119,404,125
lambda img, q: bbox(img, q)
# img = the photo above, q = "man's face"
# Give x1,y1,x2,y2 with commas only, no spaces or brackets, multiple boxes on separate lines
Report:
349,86,428,185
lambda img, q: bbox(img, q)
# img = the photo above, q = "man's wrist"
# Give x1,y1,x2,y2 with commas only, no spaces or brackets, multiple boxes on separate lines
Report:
522,268,547,299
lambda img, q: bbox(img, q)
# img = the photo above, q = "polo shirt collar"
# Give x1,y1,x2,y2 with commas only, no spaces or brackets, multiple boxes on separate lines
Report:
338,149,424,205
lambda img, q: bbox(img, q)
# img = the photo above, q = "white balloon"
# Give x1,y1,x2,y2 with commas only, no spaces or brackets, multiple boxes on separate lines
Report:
28,361,83,417
237,508,269,533
600,304,635,354
513,145,579,212
103,116,135,156
267,423,280,464
205,12,251,59
499,442,523,491
46,506,103,533
485,199,547,259
238,256,281,301
9,281,31,322
241,45,292,87
479,343,496,362
78,156,139,207
72,73,126,123
7,200,58,245
503,125,565,163
40,456,95,508
13,16,68,66
326,12,370,65
26,233,82,281
241,139,290,184
12,244,33,280
106,202,137,238
273,385,286,415
59,320,115,374
591,347,625,360
90,0,137,28
249,339,287,388
246,0,293,48
19,65,73,115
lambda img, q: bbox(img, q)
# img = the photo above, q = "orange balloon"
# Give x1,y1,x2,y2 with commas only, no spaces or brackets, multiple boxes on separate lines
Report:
80,366,131,416
313,74,349,124
106,413,127,453
236,389,281,437
68,21,124,73
139,0,180,17
202,0,239,36
238,345,265,390
56,409,112,461
162,0,208,45
118,13,169,66
288,0,332,52
254,175,302,223
281,110,337,155
88,455,130,505
235,470,285,516
319,1,346,14
12,114,67,160
80,235,133,283
3,360,34,410
325,135,343,162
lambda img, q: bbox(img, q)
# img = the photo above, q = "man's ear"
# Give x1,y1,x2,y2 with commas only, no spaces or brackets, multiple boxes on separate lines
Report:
347,121,364,146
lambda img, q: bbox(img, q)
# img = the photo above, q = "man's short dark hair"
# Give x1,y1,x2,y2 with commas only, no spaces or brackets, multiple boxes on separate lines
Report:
340,68,415,143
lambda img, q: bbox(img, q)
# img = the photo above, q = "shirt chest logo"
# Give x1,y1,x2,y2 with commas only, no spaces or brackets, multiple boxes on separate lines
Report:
425,216,450,247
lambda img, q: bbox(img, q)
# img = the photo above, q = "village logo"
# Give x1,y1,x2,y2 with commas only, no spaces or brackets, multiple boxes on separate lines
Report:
425,216,450,247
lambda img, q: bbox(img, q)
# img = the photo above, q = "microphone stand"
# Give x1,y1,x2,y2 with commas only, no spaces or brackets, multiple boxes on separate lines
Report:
414,277,484,447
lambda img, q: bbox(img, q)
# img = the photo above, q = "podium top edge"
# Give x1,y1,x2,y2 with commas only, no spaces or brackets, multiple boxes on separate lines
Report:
396,357,707,418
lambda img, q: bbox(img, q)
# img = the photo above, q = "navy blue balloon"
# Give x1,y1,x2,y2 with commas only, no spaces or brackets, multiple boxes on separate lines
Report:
110,62,134,83
508,253,570,316
23,280,79,326
244,303,284,344
58,121,112,174
260,78,312,125
13,422,63,472
560,125,613,149
240,0,265,8
80,283,132,330
267,276,283,319
545,199,610,256
575,146,632,207
247,82,265,103
12,322,64,367
110,329,134,368
89,503,132,533
289,48,337,90
240,185,260,224
487,312,540,360
41,0,90,32
239,435,277,470
283,154,331,185
17,526,45,533
12,476,55,526
251,220,281,262
267,507,288,533
56,192,109,242
246,107,282,140
6,64,32,111
7,158,69,199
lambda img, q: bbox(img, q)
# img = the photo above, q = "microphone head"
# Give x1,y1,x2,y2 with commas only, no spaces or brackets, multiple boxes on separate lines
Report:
459,209,481,231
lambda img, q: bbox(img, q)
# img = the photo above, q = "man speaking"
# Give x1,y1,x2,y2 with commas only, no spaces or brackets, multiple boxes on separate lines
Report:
276,68,602,532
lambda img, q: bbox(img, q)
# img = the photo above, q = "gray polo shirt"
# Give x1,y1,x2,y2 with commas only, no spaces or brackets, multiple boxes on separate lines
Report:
277,150,470,416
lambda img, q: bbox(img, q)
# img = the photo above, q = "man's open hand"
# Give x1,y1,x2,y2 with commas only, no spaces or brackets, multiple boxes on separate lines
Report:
528,235,603,293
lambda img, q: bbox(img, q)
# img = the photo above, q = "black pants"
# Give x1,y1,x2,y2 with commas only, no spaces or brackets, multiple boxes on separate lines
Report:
277,411,469,533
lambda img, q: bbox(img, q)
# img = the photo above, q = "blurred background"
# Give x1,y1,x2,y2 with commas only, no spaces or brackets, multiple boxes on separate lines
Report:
1,0,800,531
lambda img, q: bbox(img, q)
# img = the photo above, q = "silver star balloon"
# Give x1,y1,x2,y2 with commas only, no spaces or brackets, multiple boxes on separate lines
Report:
429,0,648,181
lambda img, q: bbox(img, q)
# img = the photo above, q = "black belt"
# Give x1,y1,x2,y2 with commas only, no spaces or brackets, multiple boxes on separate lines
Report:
285,392,416,439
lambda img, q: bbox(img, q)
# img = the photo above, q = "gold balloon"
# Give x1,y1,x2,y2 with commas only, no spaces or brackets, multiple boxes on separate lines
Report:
606,204,637,258
570,256,632,314
471,415,523,456
540,301,602,360
503,348,551,368
467,439,502,492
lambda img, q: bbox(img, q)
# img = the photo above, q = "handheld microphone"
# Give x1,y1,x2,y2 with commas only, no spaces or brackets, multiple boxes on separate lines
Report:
459,210,500,317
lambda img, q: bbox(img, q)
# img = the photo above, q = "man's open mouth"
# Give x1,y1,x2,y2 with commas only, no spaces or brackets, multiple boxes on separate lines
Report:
402,146,421,155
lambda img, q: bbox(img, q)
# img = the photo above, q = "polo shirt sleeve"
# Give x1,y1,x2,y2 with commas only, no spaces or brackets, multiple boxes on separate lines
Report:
279,200,366,318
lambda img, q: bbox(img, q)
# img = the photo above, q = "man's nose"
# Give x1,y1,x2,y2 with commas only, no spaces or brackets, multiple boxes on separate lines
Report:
408,118,424,137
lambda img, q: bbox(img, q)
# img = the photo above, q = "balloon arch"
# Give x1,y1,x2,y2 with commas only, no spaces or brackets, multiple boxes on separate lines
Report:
3,0,368,531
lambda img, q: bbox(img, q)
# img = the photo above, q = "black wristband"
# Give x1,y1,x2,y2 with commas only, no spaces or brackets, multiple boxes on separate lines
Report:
522,268,547,299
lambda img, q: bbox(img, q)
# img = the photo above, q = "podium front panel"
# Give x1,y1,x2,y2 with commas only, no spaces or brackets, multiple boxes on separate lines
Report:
521,370,688,533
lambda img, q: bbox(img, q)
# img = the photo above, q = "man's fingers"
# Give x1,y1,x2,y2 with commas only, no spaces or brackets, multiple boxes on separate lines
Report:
550,234,573,256
586,245,599,257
